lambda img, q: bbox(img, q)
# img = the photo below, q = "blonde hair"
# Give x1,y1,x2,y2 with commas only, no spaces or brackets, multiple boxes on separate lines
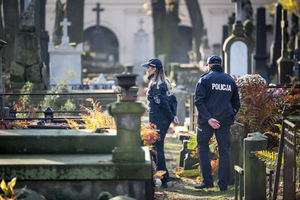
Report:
148,68,171,92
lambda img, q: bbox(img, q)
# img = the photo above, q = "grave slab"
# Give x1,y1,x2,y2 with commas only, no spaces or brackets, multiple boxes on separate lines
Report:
0,129,116,154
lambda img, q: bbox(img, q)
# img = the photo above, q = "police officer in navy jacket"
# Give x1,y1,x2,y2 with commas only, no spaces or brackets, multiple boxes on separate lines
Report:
194,55,240,191
142,58,179,188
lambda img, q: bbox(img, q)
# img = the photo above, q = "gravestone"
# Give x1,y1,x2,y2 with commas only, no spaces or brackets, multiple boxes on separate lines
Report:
0,128,153,200
254,7,269,82
134,19,148,84
89,73,115,90
91,3,105,52
174,87,186,126
269,3,282,78
223,0,253,78
229,122,244,185
277,9,293,84
10,1,45,90
48,18,83,88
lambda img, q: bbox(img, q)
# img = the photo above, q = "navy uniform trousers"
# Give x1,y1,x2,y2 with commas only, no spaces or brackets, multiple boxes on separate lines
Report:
153,125,170,183
197,123,231,190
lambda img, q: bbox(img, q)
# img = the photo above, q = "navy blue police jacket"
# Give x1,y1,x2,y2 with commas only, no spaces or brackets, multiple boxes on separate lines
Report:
194,64,240,126
147,74,177,127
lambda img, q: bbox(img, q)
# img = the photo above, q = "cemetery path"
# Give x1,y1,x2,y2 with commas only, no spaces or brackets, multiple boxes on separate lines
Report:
155,125,235,200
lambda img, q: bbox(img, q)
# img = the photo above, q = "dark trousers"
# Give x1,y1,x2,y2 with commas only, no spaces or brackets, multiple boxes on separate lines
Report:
197,124,231,190
153,125,170,183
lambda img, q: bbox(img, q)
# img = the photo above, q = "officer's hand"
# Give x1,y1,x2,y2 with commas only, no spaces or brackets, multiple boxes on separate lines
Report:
173,116,179,124
208,118,220,129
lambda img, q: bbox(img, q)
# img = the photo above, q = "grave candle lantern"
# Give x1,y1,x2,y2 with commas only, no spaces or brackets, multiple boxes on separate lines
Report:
44,106,54,123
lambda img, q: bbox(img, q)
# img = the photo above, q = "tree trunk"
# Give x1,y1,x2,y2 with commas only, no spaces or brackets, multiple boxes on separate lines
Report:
66,0,84,45
168,0,180,62
151,0,169,57
185,0,204,60
3,0,19,71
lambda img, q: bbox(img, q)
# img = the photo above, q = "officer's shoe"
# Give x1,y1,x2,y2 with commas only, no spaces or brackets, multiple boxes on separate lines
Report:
194,182,214,189
220,188,228,192
161,178,168,188
161,182,168,188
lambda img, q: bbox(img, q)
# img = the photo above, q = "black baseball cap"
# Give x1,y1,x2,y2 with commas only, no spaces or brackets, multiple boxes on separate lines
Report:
141,58,163,68
206,55,222,66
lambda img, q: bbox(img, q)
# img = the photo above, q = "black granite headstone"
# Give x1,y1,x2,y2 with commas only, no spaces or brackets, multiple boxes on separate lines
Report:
287,13,298,59
254,7,269,82
269,3,282,71
277,9,293,84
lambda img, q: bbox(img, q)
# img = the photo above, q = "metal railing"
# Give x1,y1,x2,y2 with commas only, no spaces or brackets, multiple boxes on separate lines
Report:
1,91,120,122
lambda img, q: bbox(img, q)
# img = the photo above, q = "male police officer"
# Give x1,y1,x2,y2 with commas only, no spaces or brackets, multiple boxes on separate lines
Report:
194,55,240,191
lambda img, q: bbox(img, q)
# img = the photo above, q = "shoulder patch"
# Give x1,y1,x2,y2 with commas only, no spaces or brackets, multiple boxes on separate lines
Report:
153,95,160,104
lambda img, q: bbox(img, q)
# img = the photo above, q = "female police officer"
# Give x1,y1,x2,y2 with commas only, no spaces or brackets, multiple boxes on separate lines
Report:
142,58,179,188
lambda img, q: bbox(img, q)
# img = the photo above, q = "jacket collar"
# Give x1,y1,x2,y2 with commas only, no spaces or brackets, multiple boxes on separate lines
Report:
148,74,154,81
209,64,223,72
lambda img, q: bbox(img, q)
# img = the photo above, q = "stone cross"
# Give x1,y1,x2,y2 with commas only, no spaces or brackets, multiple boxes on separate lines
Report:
93,3,105,29
60,18,71,44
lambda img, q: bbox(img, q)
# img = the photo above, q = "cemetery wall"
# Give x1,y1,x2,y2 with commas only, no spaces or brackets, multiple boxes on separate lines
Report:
44,0,284,66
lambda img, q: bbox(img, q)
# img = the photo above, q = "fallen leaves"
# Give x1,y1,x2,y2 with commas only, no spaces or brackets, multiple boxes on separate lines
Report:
154,191,166,198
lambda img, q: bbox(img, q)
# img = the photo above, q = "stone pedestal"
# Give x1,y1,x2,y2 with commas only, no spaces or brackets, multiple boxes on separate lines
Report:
107,101,145,163
244,132,267,200
48,42,83,88
229,122,244,185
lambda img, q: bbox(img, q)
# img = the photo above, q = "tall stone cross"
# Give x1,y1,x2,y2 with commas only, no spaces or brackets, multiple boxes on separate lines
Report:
232,0,242,22
60,18,71,44
93,3,105,29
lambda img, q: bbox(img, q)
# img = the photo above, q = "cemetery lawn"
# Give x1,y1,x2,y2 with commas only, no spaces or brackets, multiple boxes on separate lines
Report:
155,129,235,200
